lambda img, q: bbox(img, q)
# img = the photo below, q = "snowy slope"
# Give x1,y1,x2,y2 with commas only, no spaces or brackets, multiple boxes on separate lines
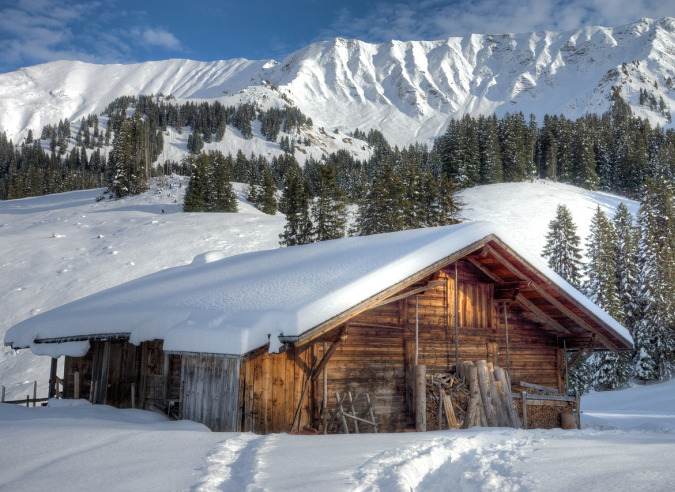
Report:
0,179,638,399
1,17,674,148
0,378,673,491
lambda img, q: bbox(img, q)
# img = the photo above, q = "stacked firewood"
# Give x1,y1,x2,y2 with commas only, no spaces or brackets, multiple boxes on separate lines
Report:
426,360,522,429
425,373,470,429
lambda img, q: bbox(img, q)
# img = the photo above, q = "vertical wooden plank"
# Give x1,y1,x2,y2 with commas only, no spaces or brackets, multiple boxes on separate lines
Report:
415,365,426,432
261,351,271,434
405,340,415,426
238,358,247,432
271,353,284,433
557,348,566,393
284,349,295,431
292,347,303,430
49,358,58,398
98,341,110,405
139,341,148,408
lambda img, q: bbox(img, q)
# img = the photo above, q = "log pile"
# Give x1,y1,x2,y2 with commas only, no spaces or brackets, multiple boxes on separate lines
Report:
425,373,469,429
425,360,522,429
512,400,573,429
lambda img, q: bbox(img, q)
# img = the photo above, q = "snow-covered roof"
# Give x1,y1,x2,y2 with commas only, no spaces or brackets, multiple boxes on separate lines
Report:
5,221,633,357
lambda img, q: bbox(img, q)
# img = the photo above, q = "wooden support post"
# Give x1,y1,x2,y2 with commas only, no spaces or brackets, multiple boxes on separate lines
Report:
90,381,96,404
576,393,581,429
454,262,459,368
415,296,419,366
504,304,511,380
48,358,57,399
405,340,415,426
521,390,528,429
1,386,4,403
322,342,328,435
415,365,426,432
26,395,30,408
131,383,136,409
32,381,37,407
74,372,80,400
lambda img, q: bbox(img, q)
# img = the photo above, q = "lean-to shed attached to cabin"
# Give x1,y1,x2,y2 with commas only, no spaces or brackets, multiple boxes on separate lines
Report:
4,222,633,432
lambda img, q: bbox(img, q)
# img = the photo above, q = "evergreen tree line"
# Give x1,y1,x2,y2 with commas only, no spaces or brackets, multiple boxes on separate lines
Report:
0,132,107,200
437,88,675,198
542,176,675,390
105,94,311,146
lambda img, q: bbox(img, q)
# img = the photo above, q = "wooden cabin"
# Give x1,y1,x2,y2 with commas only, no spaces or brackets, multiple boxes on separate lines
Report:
5,222,632,433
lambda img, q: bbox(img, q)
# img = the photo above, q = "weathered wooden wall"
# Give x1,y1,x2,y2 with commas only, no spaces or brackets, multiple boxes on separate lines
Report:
239,345,315,434
181,355,241,432
314,262,562,433
63,340,180,411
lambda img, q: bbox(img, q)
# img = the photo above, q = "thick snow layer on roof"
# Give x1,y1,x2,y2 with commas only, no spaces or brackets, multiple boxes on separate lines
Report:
5,221,632,356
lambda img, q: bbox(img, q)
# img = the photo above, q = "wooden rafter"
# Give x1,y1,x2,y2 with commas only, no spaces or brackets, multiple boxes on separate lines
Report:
515,294,570,334
484,244,620,352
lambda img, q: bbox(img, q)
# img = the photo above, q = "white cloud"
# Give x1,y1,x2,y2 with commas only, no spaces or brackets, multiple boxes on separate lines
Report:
140,28,183,51
321,0,675,42
0,1,186,73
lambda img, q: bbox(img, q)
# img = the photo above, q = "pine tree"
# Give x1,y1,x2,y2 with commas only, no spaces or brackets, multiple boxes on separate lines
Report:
583,206,629,390
279,169,314,246
258,165,278,215
542,204,583,288
356,162,406,236
312,164,347,241
183,154,209,212
107,113,149,198
246,177,260,207
633,177,675,381
613,203,640,332
208,151,238,213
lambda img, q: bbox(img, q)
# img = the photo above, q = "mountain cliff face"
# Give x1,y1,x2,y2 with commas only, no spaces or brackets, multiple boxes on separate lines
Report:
1,17,674,145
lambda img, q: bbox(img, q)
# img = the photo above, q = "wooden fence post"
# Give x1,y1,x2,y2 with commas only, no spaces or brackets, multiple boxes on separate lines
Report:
415,364,426,432
1,386,5,403
33,381,37,407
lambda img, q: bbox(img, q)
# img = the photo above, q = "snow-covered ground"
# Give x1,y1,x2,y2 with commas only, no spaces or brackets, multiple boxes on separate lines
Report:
0,378,673,491
0,179,639,400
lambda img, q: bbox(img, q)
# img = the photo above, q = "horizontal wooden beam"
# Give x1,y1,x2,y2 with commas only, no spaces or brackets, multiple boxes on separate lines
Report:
484,245,620,352
371,280,446,308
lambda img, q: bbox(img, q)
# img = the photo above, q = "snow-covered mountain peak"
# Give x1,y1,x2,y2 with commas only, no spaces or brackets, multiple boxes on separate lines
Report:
1,17,674,146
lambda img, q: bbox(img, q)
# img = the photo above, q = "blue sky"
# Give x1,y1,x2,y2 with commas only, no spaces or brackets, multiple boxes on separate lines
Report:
0,0,673,73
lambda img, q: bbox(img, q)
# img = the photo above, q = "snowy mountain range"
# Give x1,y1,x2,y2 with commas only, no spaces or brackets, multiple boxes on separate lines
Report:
1,17,674,150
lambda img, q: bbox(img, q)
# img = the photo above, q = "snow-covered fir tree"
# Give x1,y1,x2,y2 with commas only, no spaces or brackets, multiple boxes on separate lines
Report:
258,165,278,215
583,206,630,390
107,113,149,199
633,177,675,381
355,162,407,236
311,164,347,241
279,168,314,246
542,204,584,288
